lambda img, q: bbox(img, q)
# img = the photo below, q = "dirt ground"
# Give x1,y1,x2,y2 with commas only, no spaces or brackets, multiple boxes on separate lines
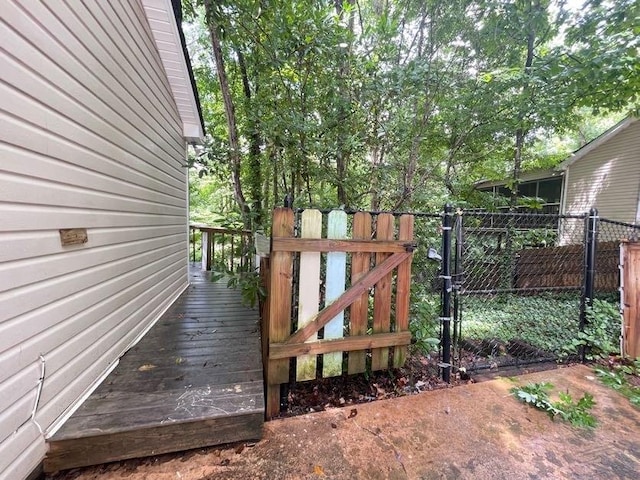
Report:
47,365,640,480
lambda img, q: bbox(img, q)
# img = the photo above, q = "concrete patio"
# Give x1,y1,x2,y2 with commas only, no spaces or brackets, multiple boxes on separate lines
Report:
47,364,640,479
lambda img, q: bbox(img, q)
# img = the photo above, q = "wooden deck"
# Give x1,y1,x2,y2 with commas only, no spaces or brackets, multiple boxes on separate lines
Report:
45,264,264,473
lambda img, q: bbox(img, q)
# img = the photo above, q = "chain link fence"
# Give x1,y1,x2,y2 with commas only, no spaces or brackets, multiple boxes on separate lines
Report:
448,211,640,374
451,212,585,372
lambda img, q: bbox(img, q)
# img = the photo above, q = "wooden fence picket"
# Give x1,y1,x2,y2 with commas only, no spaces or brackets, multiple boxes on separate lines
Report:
394,214,414,367
323,210,348,377
372,213,394,370
349,212,372,374
266,208,294,418
296,209,322,381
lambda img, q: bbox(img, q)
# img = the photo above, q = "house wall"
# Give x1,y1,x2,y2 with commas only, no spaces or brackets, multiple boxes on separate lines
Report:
563,119,640,221
559,120,640,244
0,1,190,478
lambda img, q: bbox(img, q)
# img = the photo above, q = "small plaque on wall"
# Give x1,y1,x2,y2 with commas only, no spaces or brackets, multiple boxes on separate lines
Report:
59,228,88,246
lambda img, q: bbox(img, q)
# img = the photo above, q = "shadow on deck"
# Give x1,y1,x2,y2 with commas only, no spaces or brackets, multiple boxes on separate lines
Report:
44,264,264,473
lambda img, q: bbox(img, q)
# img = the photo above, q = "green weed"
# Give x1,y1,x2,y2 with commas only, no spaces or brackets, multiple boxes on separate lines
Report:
563,299,621,359
594,358,640,408
510,382,597,428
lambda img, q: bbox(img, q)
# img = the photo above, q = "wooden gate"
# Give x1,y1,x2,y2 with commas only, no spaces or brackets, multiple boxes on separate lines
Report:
264,207,415,418
621,241,640,359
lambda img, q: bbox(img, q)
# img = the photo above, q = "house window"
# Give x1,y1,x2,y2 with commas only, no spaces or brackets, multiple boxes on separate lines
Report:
537,178,562,204
479,177,562,206
475,176,563,229
518,182,537,198
497,186,511,197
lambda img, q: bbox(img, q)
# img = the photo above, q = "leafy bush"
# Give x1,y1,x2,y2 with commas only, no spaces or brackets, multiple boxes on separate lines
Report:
586,299,620,355
562,299,621,359
409,284,440,355
212,269,266,308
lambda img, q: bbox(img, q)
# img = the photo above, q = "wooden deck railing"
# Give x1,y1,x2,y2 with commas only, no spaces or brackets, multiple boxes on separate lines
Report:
190,224,253,272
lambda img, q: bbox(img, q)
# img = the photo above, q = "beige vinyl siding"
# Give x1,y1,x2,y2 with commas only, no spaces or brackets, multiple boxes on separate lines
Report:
563,120,640,222
558,120,640,245
0,1,191,478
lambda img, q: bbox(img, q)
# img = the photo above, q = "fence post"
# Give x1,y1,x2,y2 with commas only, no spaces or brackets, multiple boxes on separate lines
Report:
440,204,453,382
191,227,195,263
452,212,463,362
266,208,294,418
579,208,599,361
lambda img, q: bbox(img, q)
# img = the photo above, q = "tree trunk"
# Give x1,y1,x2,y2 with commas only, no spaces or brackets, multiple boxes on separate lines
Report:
510,1,537,210
334,0,355,207
237,49,263,226
205,5,250,227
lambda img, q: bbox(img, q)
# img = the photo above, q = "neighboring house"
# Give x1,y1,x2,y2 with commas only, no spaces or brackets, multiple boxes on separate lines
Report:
559,116,640,223
0,1,204,479
475,117,640,239
475,168,564,214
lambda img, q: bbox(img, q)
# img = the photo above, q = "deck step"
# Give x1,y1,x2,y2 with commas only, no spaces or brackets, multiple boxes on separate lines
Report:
45,265,264,473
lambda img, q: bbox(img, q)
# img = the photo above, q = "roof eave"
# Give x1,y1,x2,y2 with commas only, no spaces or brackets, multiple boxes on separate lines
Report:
141,0,205,144
556,116,637,171
474,168,563,189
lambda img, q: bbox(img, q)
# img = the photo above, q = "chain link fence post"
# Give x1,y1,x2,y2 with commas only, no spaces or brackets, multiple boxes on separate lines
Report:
579,208,599,362
440,204,453,382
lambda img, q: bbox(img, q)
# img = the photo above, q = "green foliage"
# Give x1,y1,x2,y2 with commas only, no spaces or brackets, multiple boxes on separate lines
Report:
510,382,597,428
564,299,621,359
594,359,640,408
181,0,638,220
212,269,266,308
563,0,640,113
409,285,440,355
462,293,580,354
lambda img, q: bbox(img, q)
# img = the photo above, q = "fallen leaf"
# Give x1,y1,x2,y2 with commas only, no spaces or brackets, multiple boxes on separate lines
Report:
373,383,386,397
348,408,358,419
330,423,337,429
138,364,156,371
235,444,245,454
313,465,325,476
175,357,184,365
220,458,230,466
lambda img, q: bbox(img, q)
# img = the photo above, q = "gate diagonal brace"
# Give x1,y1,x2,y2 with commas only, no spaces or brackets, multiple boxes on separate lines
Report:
285,251,412,345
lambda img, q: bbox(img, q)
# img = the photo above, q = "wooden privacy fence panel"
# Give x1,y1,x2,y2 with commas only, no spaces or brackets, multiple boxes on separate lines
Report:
515,241,619,291
265,208,415,418
621,242,640,359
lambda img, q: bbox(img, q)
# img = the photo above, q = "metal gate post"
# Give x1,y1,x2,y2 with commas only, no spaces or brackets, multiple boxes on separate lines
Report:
440,204,453,382
579,208,598,362
452,212,463,364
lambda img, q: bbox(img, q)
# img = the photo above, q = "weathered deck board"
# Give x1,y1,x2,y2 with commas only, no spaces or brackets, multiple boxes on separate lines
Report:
45,264,264,473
